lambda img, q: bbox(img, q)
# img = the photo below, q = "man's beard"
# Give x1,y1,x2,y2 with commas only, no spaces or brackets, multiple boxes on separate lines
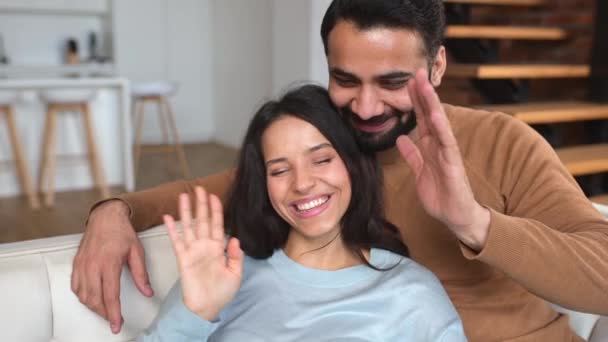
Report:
342,107,417,152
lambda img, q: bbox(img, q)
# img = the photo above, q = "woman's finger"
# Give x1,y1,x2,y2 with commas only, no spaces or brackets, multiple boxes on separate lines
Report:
209,194,225,241
194,186,210,239
179,193,195,244
163,214,184,254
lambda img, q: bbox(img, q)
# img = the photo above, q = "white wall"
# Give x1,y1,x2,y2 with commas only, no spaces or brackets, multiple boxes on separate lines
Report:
112,0,214,144
271,0,310,96
310,0,333,87
212,0,273,149
271,0,331,96
0,13,106,65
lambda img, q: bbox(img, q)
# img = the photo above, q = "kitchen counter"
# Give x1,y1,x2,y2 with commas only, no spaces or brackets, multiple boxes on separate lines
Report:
0,76,133,198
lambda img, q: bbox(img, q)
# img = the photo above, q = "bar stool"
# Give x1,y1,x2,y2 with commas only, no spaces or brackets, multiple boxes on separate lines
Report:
0,91,40,209
38,89,110,206
131,81,191,179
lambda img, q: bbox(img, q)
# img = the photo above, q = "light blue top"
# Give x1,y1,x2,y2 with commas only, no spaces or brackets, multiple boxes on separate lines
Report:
138,248,467,341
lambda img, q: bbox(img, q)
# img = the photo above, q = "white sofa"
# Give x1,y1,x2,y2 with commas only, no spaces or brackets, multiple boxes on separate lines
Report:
0,223,607,342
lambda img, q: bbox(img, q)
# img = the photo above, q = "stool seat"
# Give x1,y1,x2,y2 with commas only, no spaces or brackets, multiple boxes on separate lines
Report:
131,82,177,98
0,91,18,106
41,89,96,104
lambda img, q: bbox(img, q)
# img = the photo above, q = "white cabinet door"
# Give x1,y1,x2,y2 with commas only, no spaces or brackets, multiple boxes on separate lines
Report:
0,0,64,11
0,0,108,13
63,0,108,14
112,0,214,143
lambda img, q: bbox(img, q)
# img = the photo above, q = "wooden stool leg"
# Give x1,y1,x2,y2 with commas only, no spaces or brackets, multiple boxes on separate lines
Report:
81,103,110,199
133,99,145,178
4,106,40,209
156,97,172,167
161,97,191,178
38,105,58,207
37,106,51,203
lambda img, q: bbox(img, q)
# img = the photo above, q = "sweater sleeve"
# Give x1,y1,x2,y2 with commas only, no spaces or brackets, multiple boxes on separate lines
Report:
459,112,608,315
87,169,235,232
137,282,219,341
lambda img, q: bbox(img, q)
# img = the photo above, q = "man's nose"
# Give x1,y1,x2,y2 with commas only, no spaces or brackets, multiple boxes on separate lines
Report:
351,86,384,120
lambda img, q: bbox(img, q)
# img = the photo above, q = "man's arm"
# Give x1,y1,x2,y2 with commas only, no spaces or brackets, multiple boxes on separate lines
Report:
400,70,608,314
71,169,235,334
96,169,236,232
458,111,608,315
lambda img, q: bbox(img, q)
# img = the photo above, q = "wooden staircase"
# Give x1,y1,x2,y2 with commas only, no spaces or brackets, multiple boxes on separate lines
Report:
444,0,608,201
446,64,590,79
445,25,567,40
443,0,545,5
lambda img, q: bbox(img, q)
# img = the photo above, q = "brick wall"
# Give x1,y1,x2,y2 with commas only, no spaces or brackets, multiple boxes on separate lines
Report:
439,1,597,106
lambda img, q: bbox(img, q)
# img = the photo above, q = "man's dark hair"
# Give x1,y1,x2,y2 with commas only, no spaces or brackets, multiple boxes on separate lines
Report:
321,0,446,62
224,84,408,266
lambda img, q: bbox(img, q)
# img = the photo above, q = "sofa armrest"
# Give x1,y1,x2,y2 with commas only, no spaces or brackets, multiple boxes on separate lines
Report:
0,225,178,342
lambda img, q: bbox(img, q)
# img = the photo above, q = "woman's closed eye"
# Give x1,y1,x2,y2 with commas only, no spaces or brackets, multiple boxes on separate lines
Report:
314,157,332,165
269,168,289,177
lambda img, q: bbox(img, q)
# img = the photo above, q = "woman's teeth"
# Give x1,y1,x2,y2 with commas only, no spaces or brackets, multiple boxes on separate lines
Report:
296,196,329,211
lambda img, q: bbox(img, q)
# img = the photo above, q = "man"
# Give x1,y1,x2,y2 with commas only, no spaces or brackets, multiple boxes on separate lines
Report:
72,0,608,340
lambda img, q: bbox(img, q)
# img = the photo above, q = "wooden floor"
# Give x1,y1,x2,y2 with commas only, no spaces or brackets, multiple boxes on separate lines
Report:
0,143,238,244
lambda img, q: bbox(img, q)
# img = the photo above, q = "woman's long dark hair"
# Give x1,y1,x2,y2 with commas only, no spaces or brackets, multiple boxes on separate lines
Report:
224,84,408,267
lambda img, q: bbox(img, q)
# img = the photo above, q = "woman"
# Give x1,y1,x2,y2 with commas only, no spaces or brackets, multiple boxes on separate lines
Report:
138,85,466,341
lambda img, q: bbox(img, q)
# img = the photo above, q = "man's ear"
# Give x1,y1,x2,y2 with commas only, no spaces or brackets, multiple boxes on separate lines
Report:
430,46,446,87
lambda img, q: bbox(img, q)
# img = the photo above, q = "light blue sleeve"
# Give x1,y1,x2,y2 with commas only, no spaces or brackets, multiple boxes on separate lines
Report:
420,273,468,342
137,281,218,342
392,260,469,342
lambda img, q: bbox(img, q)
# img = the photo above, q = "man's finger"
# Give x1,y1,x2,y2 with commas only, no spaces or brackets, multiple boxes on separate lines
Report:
84,264,105,313
396,135,424,178
71,255,82,294
128,243,154,297
102,262,123,334
417,70,457,148
407,77,429,137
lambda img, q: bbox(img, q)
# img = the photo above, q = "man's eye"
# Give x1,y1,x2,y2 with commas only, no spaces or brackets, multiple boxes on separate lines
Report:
382,80,407,90
335,78,358,87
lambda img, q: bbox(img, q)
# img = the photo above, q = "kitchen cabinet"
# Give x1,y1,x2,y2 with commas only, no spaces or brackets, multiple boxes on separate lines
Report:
112,0,214,144
0,0,108,14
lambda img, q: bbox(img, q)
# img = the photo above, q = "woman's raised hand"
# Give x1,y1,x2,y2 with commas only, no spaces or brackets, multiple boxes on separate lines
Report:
163,186,244,321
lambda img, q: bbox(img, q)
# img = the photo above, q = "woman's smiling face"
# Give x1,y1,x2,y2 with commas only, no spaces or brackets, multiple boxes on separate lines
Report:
262,115,352,245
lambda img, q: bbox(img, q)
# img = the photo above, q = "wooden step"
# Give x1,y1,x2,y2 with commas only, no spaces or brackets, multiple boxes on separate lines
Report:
443,0,544,6
556,144,608,177
445,25,567,40
480,102,608,124
446,64,590,79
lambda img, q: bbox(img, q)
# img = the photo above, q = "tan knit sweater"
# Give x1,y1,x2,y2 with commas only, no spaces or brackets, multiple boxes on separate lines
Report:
115,104,608,341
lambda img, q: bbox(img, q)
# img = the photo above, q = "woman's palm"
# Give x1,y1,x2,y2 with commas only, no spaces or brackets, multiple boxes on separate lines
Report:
164,187,244,321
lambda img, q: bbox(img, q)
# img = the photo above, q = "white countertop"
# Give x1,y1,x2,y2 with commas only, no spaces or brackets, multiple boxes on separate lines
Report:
0,76,129,89
0,63,116,78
